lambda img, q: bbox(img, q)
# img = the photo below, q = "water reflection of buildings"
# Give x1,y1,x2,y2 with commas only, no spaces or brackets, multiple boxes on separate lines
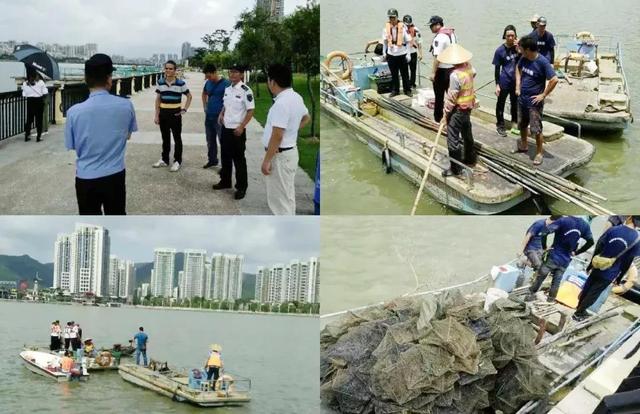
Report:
255,258,320,304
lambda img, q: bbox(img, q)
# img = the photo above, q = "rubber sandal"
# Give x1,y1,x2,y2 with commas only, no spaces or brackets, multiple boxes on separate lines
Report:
510,147,528,154
533,154,543,165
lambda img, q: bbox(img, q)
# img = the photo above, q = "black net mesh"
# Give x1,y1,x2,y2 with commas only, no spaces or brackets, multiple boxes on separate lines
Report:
321,290,550,414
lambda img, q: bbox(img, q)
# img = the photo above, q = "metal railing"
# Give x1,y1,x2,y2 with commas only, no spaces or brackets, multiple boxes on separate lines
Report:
60,83,90,116
119,78,132,96
0,86,57,141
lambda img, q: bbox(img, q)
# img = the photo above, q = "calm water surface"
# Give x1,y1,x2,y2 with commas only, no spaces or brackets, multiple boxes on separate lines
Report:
0,302,319,414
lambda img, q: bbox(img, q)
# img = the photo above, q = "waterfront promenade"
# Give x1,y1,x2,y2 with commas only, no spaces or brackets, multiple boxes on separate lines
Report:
0,72,314,214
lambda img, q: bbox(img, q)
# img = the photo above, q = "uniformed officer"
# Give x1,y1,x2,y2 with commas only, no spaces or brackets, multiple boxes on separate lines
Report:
381,8,412,97
213,64,255,200
403,15,423,89
428,15,457,123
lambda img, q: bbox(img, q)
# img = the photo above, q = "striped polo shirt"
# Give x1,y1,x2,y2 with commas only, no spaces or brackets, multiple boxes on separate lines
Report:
156,77,189,110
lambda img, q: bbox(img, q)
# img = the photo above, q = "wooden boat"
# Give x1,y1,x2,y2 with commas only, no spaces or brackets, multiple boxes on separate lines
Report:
19,350,89,381
118,363,251,407
544,33,633,132
321,257,640,414
321,54,600,214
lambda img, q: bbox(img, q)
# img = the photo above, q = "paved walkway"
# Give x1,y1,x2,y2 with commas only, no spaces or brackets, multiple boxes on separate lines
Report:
0,72,314,215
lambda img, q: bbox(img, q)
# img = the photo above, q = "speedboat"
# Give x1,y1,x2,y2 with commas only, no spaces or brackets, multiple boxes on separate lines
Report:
118,362,251,407
19,350,89,382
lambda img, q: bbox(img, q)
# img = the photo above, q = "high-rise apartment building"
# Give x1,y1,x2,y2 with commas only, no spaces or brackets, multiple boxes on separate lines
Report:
53,224,110,296
150,248,176,297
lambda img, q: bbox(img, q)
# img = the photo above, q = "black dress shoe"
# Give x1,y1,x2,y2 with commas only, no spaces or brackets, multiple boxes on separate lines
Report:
441,168,460,177
234,190,246,200
405,91,412,97
212,182,231,190
203,162,218,169
389,91,399,98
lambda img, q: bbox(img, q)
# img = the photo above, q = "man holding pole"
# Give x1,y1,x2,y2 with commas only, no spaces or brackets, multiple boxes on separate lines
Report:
439,44,476,177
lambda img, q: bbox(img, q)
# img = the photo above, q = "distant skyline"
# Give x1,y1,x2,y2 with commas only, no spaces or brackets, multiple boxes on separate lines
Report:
0,0,309,58
0,217,319,273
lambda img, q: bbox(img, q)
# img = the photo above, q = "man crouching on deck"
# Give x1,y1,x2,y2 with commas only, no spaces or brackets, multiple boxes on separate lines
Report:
440,44,478,177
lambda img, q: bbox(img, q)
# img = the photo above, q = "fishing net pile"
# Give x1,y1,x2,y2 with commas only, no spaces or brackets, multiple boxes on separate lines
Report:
320,290,551,414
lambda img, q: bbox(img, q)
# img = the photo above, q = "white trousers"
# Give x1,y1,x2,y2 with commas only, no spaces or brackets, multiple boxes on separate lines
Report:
265,149,298,215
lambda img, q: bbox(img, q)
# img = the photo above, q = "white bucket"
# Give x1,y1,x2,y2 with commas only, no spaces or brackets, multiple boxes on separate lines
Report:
484,287,509,312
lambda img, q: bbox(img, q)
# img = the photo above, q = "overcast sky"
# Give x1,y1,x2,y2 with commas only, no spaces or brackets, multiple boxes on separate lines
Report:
0,0,310,58
0,217,319,272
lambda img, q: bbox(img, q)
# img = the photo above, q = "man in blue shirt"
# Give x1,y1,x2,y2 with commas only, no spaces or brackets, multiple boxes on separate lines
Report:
515,35,558,166
493,25,520,137
530,17,556,64
573,216,640,321
201,64,230,169
527,215,594,302
65,54,137,215
133,326,148,366
519,215,560,272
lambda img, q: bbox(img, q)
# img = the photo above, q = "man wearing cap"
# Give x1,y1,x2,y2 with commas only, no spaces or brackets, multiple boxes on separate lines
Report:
202,64,230,169
381,8,413,97
403,15,423,89
515,35,558,165
440,44,477,177
153,60,191,172
428,15,457,123
65,53,137,215
213,64,254,200
261,63,311,215
529,14,540,30
530,17,556,64
573,216,640,321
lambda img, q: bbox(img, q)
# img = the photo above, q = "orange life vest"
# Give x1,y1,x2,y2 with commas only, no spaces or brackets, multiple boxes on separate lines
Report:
207,352,222,368
385,22,405,47
61,357,74,372
453,63,476,109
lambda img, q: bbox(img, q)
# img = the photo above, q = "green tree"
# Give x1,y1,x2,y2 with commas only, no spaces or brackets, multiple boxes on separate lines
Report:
202,29,234,52
234,7,292,97
284,3,320,137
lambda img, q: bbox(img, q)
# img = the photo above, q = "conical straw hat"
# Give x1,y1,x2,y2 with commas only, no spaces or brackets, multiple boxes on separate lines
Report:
437,44,473,65
530,14,540,23
210,343,222,352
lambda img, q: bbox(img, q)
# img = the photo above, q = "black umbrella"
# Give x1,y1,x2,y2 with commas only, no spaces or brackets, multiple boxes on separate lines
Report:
13,44,60,80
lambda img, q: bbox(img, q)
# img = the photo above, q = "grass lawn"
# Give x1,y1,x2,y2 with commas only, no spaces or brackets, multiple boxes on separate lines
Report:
251,74,319,179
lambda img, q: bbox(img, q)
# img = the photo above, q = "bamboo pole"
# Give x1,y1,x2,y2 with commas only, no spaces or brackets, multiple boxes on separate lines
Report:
410,121,445,215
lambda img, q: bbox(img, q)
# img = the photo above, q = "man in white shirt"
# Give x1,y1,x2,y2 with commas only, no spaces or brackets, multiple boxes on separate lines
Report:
382,8,413,97
428,15,457,122
214,64,255,200
261,64,310,215
403,15,423,89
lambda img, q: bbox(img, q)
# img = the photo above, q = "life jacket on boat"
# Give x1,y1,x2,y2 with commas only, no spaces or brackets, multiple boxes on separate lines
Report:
385,22,405,47
206,352,222,368
60,357,74,372
453,63,476,110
